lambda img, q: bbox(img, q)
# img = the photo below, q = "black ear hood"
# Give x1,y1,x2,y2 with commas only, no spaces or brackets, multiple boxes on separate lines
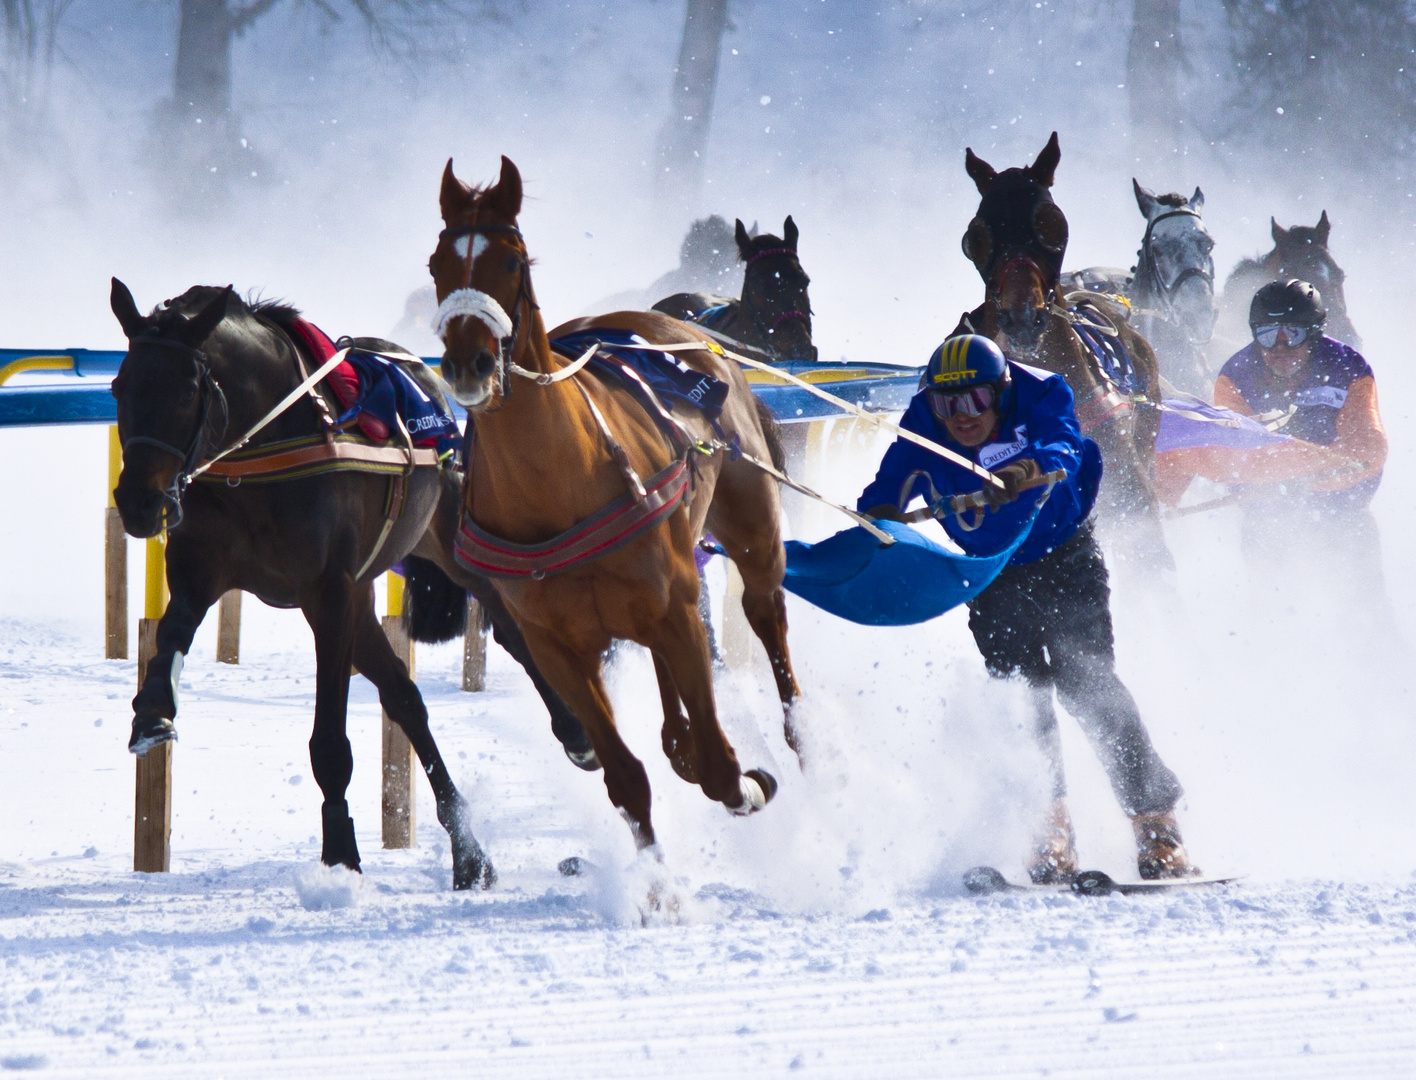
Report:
966,169,1069,287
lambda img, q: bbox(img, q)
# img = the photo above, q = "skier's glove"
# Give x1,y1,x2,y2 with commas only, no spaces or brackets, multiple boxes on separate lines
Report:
983,458,1042,509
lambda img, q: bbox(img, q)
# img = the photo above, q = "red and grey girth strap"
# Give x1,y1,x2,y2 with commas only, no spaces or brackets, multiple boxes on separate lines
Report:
1075,383,1134,433
454,459,690,580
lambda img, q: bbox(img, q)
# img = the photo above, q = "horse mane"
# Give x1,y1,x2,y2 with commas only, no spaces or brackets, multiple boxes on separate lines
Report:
739,232,792,262
1155,192,1188,208
148,285,303,331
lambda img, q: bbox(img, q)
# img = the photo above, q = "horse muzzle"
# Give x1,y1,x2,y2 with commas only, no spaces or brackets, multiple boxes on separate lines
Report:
997,304,1049,355
114,475,175,539
440,347,499,410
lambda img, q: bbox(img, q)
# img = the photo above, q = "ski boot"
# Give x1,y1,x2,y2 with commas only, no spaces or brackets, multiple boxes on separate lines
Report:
1132,810,1200,879
1027,799,1079,885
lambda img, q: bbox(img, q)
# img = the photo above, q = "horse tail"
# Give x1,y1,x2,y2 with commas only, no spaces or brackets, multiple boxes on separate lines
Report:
403,555,469,644
753,395,786,473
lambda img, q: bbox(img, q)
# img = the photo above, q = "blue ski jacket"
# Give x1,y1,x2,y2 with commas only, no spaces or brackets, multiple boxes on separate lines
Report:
856,362,1100,567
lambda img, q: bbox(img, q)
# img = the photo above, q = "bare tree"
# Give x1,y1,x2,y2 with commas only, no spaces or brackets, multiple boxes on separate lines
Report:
1,0,75,148
1127,0,1186,167
654,0,730,212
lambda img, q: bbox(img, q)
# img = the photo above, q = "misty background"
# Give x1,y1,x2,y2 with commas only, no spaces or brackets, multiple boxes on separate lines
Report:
1,0,1414,893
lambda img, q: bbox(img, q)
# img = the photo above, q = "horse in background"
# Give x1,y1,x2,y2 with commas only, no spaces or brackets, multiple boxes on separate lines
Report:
954,133,1172,570
1064,181,1217,396
431,156,797,857
1213,211,1360,367
653,216,817,362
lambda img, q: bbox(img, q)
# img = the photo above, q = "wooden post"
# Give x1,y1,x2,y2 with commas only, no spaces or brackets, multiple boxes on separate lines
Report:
105,426,128,659
215,590,241,664
134,533,171,873
461,596,487,692
381,571,417,848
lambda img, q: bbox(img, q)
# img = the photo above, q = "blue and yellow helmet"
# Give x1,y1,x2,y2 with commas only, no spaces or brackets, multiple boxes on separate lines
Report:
926,334,1008,390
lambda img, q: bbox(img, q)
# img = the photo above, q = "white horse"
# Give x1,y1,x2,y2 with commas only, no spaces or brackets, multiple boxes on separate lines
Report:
1064,181,1217,397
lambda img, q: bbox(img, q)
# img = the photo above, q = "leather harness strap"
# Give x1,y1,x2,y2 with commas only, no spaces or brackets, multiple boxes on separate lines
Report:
1075,383,1134,434
454,459,691,580
198,434,439,482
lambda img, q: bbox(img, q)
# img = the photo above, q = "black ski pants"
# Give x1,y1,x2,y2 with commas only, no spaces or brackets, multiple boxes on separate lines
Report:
966,521,1182,816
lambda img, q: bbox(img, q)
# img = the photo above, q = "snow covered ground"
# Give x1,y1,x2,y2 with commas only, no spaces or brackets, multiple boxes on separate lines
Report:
2,536,1415,1076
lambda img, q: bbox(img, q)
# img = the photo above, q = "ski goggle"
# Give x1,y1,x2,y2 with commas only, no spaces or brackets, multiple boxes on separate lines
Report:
928,384,996,420
1252,324,1312,349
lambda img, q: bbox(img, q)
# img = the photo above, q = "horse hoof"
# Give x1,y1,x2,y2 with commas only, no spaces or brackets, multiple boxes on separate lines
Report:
564,744,601,772
454,845,497,891
726,769,778,816
128,717,177,756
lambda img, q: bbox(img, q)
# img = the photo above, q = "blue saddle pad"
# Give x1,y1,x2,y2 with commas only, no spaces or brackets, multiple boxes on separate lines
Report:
782,512,1038,626
550,328,729,420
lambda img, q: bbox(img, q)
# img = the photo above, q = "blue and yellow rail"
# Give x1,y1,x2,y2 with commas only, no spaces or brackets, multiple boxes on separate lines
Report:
0,348,923,428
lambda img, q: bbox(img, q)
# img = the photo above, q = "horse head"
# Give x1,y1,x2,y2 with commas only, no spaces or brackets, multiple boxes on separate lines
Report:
430,155,537,411
109,279,233,539
1264,212,1357,343
962,132,1068,357
1133,180,1216,346
734,215,816,361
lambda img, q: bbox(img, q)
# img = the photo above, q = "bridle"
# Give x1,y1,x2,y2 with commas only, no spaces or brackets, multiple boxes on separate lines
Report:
118,333,230,530
1134,207,1215,325
432,221,539,402
742,247,813,349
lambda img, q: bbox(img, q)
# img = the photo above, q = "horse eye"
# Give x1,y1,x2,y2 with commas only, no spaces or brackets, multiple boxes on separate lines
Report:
505,255,519,273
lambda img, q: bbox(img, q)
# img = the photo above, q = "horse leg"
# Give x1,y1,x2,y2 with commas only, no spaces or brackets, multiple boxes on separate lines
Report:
350,597,495,890
654,653,699,784
303,579,361,872
518,623,657,849
130,554,220,755
648,597,775,813
707,483,803,759
465,574,598,770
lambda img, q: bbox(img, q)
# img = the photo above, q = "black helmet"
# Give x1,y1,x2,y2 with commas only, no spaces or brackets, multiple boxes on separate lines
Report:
1249,279,1326,330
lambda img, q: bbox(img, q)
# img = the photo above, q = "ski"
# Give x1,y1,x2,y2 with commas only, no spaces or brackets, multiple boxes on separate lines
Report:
963,865,1241,897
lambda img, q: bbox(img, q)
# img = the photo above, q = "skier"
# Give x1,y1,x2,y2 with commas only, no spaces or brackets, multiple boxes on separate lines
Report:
858,334,1198,882
1213,279,1388,576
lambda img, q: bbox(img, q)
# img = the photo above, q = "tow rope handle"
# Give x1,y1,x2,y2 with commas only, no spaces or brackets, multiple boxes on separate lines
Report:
947,469,1068,514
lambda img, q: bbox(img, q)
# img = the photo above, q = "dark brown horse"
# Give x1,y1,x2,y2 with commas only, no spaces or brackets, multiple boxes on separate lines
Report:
109,281,589,890
953,133,1171,568
652,217,816,362
430,156,799,855
1214,211,1360,364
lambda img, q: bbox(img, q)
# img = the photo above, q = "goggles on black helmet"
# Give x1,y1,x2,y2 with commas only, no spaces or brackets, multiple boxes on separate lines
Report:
1252,324,1312,349
928,383,997,420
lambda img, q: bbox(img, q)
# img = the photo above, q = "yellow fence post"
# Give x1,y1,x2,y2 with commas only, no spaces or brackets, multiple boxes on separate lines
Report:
104,426,128,659
381,571,417,848
134,531,171,873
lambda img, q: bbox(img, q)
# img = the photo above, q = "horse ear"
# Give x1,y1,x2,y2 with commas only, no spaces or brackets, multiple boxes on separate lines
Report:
177,286,232,346
783,215,798,251
110,278,149,339
1029,132,1061,187
735,218,753,259
964,147,997,195
1190,186,1204,212
1315,210,1331,245
1133,179,1158,219
486,155,524,220
1271,217,1287,243
439,159,472,222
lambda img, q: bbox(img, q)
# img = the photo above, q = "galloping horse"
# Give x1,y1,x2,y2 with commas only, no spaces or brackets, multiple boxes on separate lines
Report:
1064,181,1217,396
652,216,817,362
430,156,798,853
1214,211,1360,364
109,281,588,889
953,133,1171,568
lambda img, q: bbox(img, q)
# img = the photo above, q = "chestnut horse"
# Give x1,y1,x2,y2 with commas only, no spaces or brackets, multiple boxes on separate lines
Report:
954,133,1171,569
1213,211,1360,366
429,156,799,853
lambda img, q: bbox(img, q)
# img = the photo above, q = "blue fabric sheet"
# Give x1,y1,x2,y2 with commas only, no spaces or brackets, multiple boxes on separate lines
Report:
338,350,461,459
550,329,729,420
782,506,1042,627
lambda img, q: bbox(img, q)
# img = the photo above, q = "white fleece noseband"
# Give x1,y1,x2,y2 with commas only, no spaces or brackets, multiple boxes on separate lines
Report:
433,288,514,344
